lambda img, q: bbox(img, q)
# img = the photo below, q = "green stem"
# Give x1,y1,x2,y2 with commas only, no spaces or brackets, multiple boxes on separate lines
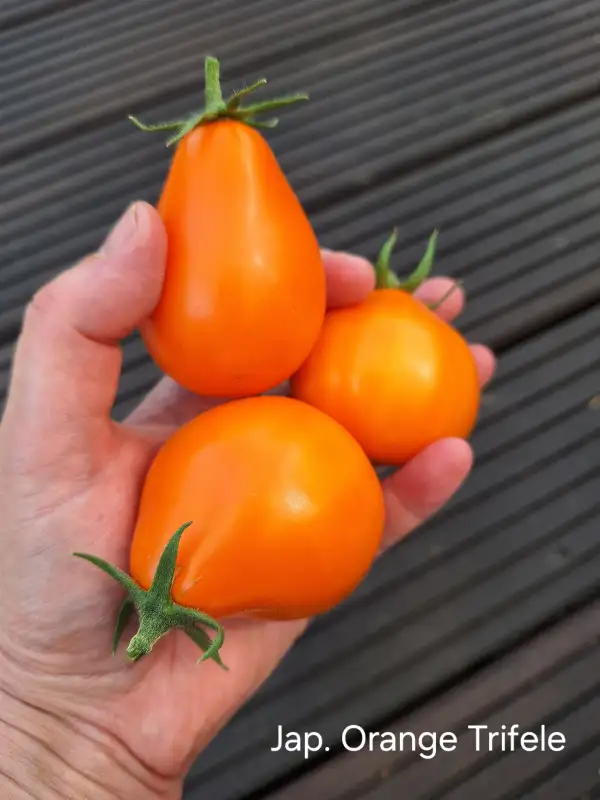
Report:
73,523,227,668
373,229,439,292
204,56,224,111
426,279,462,313
374,229,401,289
113,599,135,654
228,78,267,108
128,55,308,147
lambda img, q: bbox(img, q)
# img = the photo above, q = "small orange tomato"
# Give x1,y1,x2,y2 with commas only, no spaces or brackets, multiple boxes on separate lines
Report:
75,396,384,665
130,57,326,397
291,231,480,465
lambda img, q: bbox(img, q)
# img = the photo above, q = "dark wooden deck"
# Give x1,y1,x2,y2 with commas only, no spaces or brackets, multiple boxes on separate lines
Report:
2,1,600,798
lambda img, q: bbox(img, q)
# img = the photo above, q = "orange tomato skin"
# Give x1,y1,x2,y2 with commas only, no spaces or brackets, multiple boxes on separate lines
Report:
290,290,480,465
129,396,385,620
141,120,326,397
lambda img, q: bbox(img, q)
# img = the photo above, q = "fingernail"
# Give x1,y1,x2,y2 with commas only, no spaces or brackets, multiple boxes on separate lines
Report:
101,203,140,257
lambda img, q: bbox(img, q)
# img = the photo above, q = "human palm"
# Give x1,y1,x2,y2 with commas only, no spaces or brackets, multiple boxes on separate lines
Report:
0,203,494,795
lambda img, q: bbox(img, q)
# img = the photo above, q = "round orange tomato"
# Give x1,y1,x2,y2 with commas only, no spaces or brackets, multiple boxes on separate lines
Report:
291,233,480,464
130,396,385,620
132,58,326,397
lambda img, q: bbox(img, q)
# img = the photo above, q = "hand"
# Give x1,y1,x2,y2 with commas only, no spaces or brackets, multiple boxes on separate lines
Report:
0,203,495,798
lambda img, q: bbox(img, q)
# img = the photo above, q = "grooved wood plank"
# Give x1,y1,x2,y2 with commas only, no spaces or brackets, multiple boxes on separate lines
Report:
181,306,600,799
262,601,600,800
3,3,600,798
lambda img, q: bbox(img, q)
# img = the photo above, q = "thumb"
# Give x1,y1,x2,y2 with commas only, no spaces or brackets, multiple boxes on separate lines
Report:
2,202,166,437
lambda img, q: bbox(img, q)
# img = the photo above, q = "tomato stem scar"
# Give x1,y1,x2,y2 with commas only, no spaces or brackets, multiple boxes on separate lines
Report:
73,523,227,668
374,229,438,292
127,55,309,147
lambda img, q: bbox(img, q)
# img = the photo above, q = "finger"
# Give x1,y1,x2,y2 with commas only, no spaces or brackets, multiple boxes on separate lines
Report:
321,249,375,308
414,279,496,386
471,343,496,387
379,437,473,551
414,276,465,323
2,203,166,438
125,377,222,432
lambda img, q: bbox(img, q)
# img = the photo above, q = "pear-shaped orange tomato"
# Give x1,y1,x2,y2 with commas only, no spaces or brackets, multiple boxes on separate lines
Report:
291,232,480,465
130,57,326,397
130,394,384,617
74,396,384,665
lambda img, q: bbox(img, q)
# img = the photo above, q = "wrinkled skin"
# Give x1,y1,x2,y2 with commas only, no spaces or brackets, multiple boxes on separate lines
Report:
0,203,495,797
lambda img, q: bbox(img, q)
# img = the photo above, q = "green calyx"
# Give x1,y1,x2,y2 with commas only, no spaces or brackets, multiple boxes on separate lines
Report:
374,228,439,292
373,228,461,311
128,55,308,147
73,523,227,668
